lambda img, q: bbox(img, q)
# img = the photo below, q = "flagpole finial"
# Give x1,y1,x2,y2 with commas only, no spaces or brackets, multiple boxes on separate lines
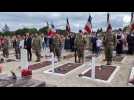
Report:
84,14,92,33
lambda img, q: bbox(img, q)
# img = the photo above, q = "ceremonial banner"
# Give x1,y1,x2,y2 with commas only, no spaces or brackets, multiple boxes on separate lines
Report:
84,14,92,33
106,13,112,31
48,24,56,38
66,18,71,32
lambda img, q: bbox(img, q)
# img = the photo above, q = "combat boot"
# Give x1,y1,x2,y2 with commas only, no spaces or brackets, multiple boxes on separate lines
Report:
107,61,112,65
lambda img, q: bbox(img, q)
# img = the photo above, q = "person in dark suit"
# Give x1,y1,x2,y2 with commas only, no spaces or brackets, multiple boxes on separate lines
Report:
64,35,71,51
116,29,124,55
127,30,134,55
70,33,75,52
24,33,32,61
91,32,97,54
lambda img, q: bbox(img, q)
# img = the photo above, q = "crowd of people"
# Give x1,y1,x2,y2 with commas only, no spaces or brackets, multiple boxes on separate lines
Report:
0,27,134,65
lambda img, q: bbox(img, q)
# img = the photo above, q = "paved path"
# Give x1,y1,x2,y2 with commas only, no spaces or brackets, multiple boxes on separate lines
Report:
0,50,134,87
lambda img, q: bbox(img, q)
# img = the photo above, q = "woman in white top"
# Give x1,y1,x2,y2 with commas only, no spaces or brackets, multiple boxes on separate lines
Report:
96,37,102,56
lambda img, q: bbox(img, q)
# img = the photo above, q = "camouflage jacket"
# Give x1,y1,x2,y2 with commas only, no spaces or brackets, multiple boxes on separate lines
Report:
74,34,87,50
32,36,42,50
2,39,9,49
103,32,117,48
53,35,62,48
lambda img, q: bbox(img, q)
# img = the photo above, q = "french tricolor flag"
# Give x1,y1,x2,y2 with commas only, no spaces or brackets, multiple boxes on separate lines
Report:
84,14,92,33
66,18,71,32
106,13,112,31
48,24,56,38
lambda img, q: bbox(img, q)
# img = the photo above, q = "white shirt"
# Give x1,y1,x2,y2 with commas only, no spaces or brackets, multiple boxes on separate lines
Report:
96,39,102,47
19,40,24,48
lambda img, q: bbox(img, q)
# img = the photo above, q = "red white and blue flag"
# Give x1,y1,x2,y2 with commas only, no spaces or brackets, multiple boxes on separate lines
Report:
48,24,56,38
84,14,92,33
106,13,112,31
66,18,71,32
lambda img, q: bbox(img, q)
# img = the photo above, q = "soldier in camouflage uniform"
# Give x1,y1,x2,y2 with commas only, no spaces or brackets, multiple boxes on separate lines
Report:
53,33,62,61
103,25,116,65
1,36,9,58
74,30,87,63
32,33,42,62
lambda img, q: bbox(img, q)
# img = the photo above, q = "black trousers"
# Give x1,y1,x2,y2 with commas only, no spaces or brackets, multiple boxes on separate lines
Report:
128,45,134,54
27,48,32,61
116,44,123,54
15,48,21,59
92,44,97,54
3,48,9,58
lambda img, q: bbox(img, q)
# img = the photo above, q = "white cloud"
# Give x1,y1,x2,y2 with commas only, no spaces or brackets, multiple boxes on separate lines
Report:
0,12,131,32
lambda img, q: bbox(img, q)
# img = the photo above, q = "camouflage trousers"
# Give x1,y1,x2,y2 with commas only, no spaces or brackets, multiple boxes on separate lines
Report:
104,47,113,62
3,48,9,58
75,48,84,63
54,47,61,61
77,49,84,58
49,44,54,53
35,50,41,61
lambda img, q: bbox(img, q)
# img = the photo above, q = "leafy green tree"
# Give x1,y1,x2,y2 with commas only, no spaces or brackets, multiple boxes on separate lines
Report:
15,28,38,35
2,24,11,36
28,28,38,34
56,29,66,35
2,24,10,33
123,25,129,32
38,26,48,35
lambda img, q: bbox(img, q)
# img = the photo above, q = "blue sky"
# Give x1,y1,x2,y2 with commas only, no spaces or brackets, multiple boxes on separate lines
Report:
0,12,131,32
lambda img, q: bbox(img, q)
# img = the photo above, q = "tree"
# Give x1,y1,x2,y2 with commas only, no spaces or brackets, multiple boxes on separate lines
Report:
2,24,10,33
2,24,11,36
97,28,100,33
123,25,129,32
15,28,38,35
15,28,28,35
56,29,67,36
38,26,49,35
0,32,3,35
100,28,103,32
28,28,38,34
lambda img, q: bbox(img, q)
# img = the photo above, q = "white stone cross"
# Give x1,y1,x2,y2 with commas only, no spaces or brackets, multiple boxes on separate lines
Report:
20,48,29,69
91,56,96,79
51,52,55,73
